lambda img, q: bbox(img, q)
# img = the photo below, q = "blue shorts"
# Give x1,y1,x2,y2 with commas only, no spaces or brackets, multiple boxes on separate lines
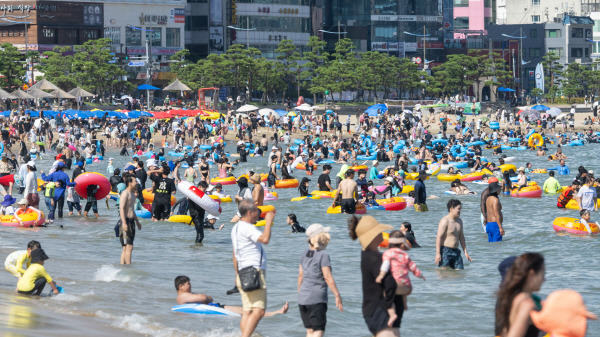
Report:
438,246,463,270
486,222,502,242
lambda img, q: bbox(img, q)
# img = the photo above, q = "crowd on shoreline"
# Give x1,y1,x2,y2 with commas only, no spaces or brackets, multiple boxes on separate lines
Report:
1,106,598,337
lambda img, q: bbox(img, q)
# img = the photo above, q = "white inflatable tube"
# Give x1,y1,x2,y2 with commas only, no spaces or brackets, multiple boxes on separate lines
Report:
177,181,222,216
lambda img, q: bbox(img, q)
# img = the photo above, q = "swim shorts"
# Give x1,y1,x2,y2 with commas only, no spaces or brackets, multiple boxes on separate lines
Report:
119,217,136,246
340,198,356,214
299,303,327,331
414,203,428,212
364,295,404,335
486,222,503,242
152,199,171,220
438,246,464,270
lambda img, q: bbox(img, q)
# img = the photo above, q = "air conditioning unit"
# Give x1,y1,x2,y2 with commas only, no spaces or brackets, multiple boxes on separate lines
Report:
574,58,583,63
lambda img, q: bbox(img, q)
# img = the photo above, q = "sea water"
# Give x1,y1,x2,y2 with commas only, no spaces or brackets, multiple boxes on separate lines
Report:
0,142,599,336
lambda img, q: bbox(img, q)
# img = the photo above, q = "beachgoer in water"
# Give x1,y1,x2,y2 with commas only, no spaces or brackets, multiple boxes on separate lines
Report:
118,175,142,264
483,178,504,242
17,249,60,296
287,213,305,233
400,222,420,248
375,230,424,315
495,252,545,337
435,199,472,270
4,240,40,279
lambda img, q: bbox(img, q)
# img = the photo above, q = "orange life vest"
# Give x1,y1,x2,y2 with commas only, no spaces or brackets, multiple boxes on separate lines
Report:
557,187,574,207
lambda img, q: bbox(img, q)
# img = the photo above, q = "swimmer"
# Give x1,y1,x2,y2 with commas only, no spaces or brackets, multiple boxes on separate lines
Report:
400,222,420,248
286,213,305,233
435,199,472,269
4,240,41,280
174,276,288,317
579,209,595,235
375,230,424,316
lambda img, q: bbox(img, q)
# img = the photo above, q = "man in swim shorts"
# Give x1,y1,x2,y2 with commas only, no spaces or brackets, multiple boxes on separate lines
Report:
435,199,471,270
174,275,288,316
331,169,357,214
119,175,141,264
485,178,504,242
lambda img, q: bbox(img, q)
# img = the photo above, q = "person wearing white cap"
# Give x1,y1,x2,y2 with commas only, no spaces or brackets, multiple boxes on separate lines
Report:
297,223,343,336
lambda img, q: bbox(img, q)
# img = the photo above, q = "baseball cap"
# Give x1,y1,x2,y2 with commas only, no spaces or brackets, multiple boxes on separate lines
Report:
125,165,135,171
57,162,66,168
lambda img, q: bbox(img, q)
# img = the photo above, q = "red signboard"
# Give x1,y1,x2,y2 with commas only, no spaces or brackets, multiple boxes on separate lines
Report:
417,41,444,49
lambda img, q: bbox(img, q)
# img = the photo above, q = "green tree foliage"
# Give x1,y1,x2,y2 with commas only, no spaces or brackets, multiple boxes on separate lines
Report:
541,52,563,102
0,43,27,89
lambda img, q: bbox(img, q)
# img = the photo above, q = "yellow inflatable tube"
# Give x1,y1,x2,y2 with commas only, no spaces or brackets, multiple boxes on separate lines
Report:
528,133,544,148
499,164,517,173
168,215,192,224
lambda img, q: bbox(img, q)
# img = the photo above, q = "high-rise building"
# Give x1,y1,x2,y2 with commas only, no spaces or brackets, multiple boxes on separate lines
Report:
499,0,580,24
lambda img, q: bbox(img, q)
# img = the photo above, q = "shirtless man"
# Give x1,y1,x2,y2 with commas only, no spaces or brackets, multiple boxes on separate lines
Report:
174,275,288,317
435,199,471,270
249,173,264,206
119,175,142,264
331,169,358,214
484,177,504,242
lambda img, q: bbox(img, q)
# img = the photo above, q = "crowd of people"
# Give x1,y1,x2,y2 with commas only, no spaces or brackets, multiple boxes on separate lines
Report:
1,105,597,337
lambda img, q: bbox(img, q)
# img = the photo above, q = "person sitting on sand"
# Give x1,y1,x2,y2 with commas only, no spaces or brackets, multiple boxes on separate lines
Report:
174,275,288,317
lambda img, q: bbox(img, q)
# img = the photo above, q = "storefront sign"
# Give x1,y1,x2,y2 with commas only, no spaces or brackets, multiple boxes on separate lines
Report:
139,13,168,25
269,34,288,42
371,15,442,22
172,8,184,23
405,42,417,52
372,42,399,51
0,4,35,13
417,41,444,49
127,46,182,55
231,0,237,25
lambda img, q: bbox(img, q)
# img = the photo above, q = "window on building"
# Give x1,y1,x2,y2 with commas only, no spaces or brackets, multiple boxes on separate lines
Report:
454,17,469,30
595,21,600,33
571,48,583,57
166,28,180,47
529,48,541,57
148,27,161,46
530,29,537,38
42,28,55,38
585,48,590,57
572,28,583,38
373,0,397,14
185,16,208,31
82,29,99,40
545,29,561,38
531,15,540,23
104,27,120,45
484,0,492,7
187,43,209,59
187,0,207,2
126,26,142,46
531,0,540,5
453,0,469,7
548,47,563,57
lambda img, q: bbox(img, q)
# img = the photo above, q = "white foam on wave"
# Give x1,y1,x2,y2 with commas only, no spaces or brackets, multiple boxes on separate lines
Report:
93,265,131,282
51,290,95,303
94,310,238,337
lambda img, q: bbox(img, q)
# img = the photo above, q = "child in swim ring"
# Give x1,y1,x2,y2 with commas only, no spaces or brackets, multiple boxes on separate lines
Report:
579,209,595,234
375,230,425,319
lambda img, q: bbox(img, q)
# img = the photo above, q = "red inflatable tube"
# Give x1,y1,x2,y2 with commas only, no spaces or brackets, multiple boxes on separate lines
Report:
0,174,15,187
74,172,111,200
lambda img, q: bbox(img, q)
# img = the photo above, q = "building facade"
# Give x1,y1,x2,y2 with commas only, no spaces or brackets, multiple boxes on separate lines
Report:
453,0,495,36
225,0,311,59
500,0,580,24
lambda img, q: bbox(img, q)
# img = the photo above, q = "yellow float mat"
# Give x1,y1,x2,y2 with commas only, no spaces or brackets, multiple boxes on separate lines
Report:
291,196,322,201
168,215,192,224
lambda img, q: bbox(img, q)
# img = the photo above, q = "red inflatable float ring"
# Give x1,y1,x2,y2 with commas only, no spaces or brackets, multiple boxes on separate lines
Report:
74,172,112,200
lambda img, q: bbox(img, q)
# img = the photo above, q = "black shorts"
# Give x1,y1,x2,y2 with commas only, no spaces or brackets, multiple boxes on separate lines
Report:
119,218,136,246
299,303,327,331
341,198,356,214
364,296,404,335
152,199,171,220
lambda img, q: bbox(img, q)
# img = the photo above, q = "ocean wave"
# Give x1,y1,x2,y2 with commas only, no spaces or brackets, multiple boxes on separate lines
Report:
93,265,131,282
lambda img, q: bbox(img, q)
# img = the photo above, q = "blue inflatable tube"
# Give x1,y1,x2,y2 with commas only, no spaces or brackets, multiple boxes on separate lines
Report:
525,130,536,139
135,209,152,219
318,159,335,164
567,140,584,146
489,122,500,130
184,145,192,150
462,127,470,135
517,146,528,151
449,162,468,169
290,145,298,151
508,137,521,142
510,176,531,183
451,145,467,157
357,154,377,160
159,156,165,162
85,158,92,164
366,205,386,211
363,138,372,148
501,145,513,150
143,151,154,158
431,139,448,146
200,145,212,150
168,151,185,157
294,139,304,145
466,141,486,146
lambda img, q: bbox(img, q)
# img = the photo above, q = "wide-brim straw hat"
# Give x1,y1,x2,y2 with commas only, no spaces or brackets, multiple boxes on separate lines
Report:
356,215,393,250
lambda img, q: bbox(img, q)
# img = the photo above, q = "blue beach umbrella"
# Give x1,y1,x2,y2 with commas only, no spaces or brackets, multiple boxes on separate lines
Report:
531,104,550,111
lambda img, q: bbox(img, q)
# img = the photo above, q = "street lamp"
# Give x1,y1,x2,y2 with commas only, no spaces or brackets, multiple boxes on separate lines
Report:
0,18,32,84
502,31,526,105
127,25,155,109
404,26,431,70
228,21,256,49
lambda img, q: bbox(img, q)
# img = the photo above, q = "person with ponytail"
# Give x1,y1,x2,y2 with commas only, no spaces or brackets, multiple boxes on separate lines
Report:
495,252,546,337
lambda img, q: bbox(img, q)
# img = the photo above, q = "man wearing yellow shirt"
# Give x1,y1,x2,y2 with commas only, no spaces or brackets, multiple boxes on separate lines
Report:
4,240,40,278
543,171,562,194
17,249,59,296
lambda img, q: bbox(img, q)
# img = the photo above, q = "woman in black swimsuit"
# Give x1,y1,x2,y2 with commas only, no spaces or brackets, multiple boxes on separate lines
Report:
199,157,209,184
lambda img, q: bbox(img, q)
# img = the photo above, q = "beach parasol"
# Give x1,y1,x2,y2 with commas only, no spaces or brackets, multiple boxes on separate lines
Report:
163,79,191,92
69,87,95,98
295,103,313,112
30,78,60,91
258,108,275,116
10,89,34,100
522,109,541,121
236,104,259,113
547,107,562,117
531,104,550,111
287,111,298,117
26,88,54,99
51,88,75,99
0,89,15,99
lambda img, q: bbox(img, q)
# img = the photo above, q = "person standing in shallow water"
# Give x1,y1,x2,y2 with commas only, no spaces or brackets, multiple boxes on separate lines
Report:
435,199,471,270
119,175,142,264
348,215,403,337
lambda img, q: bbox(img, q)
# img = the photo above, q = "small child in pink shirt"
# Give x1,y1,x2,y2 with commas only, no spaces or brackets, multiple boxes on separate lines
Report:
375,230,425,327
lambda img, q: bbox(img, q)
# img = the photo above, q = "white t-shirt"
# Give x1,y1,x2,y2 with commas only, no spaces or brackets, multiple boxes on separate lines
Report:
577,185,597,211
231,221,266,270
